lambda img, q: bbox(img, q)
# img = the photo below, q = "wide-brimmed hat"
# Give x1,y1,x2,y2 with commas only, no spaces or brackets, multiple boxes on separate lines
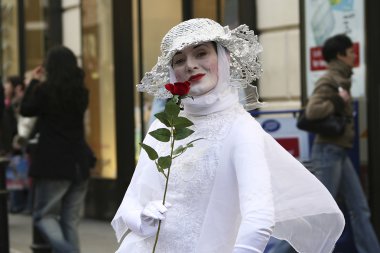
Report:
138,18,263,98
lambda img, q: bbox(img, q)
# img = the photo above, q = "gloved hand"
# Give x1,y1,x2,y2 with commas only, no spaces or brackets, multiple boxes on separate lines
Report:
139,200,172,237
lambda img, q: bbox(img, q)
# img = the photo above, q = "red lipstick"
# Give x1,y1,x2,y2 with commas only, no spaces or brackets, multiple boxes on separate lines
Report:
188,73,205,82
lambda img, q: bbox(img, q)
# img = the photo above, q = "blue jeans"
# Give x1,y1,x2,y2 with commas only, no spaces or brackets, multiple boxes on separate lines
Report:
265,238,296,253
33,179,88,253
265,237,296,253
309,143,380,253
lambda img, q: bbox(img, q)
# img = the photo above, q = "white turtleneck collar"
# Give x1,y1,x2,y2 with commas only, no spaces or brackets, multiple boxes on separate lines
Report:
182,86,239,116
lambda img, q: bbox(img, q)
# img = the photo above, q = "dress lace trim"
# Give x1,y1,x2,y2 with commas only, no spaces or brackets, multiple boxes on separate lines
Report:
184,104,245,141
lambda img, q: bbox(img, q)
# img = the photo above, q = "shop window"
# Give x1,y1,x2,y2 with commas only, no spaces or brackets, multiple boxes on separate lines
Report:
82,0,116,179
1,0,21,76
24,0,46,74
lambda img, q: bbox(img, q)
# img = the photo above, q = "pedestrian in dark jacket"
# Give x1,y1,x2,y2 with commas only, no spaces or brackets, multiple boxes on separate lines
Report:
0,76,22,155
20,45,90,253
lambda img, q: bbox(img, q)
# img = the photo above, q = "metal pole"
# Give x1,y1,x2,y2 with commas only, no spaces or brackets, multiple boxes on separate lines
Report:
137,0,145,137
0,157,10,253
17,0,25,77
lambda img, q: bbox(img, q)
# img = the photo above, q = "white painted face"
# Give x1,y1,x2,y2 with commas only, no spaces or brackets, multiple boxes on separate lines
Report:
172,42,218,96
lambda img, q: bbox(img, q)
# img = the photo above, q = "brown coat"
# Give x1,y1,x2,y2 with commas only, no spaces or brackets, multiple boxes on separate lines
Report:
305,60,355,148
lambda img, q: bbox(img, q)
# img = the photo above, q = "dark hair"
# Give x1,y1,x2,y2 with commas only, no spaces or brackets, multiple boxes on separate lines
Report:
211,41,217,52
5,75,24,98
6,75,24,88
43,46,88,112
322,34,353,63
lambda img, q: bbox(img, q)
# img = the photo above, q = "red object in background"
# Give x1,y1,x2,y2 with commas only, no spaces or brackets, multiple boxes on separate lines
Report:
310,42,360,71
310,47,327,71
275,137,300,158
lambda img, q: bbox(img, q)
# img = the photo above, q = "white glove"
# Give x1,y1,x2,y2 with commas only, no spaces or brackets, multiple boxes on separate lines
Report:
139,200,172,237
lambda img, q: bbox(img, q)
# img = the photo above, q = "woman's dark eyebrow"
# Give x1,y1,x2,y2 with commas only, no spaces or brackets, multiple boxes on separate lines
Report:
174,43,207,56
193,44,206,49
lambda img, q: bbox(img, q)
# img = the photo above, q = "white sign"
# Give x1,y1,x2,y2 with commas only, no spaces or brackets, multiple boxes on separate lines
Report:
304,0,365,97
257,117,311,162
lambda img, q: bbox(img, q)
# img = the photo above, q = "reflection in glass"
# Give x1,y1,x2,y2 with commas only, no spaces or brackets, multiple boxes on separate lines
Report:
1,0,21,76
82,0,116,179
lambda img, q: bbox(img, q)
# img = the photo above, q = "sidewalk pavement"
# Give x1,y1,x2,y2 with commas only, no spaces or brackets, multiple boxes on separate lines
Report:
9,213,119,253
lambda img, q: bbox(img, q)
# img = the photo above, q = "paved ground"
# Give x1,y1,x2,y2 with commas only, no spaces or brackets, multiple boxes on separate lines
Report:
8,213,118,253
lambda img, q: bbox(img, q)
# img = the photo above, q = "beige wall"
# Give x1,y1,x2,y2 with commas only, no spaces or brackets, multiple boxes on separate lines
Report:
257,0,301,110
257,0,299,29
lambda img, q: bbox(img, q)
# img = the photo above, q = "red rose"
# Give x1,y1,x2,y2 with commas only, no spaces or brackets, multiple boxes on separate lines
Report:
165,81,190,96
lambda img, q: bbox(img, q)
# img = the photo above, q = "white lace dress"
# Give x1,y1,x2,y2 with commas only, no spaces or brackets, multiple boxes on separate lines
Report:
133,118,219,252
112,103,344,253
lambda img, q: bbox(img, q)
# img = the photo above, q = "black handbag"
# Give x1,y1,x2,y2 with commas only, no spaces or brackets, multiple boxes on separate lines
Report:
297,110,347,136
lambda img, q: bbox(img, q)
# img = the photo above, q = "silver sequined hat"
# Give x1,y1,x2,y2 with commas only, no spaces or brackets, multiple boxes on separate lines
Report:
138,18,263,98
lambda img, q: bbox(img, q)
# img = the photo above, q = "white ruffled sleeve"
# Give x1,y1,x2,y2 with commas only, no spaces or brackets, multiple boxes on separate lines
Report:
232,126,275,252
111,192,144,242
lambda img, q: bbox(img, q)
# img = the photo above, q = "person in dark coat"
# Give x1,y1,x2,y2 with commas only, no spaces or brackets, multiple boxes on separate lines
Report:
20,46,90,253
0,76,22,156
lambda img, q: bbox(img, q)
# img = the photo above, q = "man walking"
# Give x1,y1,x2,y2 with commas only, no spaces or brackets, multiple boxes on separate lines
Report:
305,34,379,253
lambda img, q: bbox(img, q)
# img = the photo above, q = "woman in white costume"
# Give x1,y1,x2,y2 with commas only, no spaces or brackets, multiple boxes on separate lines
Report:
111,18,344,253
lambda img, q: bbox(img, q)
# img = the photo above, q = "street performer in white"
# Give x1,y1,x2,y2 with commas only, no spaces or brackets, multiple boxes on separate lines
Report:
111,18,345,253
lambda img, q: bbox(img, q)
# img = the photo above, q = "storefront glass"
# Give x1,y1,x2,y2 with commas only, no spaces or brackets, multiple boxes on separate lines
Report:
1,0,20,77
193,0,219,20
24,0,46,73
82,0,116,179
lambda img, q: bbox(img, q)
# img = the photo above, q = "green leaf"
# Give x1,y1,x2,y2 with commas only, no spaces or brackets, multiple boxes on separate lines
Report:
172,138,203,158
157,165,165,173
158,155,172,169
154,161,164,173
154,112,170,127
173,117,194,129
186,138,203,146
140,143,158,160
165,100,180,118
173,145,185,156
174,128,194,140
149,128,171,142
